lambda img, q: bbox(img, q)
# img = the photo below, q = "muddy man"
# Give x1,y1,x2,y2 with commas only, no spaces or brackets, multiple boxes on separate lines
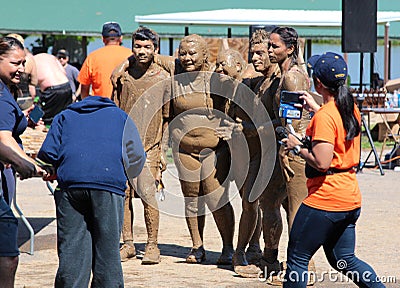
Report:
111,27,170,264
215,30,289,278
215,47,268,268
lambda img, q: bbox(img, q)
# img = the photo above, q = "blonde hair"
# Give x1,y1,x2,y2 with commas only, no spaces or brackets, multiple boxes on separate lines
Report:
6,33,24,46
250,29,269,47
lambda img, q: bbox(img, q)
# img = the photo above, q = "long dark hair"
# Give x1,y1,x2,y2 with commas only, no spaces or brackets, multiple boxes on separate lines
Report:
317,76,361,140
270,26,299,68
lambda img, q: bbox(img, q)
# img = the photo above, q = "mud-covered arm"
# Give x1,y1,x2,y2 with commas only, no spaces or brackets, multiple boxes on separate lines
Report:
281,69,310,136
160,80,172,170
111,56,132,87
110,56,133,104
154,55,178,75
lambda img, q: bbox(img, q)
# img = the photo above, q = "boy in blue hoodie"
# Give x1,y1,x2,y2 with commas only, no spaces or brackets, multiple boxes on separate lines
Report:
38,95,145,288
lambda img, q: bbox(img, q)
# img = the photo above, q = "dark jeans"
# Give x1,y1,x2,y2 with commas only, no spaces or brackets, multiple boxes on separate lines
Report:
54,188,124,288
284,204,384,288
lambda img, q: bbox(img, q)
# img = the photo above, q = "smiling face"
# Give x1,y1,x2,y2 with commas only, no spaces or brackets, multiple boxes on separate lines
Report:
178,40,206,72
132,39,157,66
0,46,25,85
268,33,294,65
250,42,270,73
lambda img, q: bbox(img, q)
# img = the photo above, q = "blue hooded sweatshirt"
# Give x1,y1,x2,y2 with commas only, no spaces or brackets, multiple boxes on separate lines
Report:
38,96,146,195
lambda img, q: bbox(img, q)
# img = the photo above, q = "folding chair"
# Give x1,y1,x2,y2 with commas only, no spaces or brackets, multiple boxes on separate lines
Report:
380,115,400,168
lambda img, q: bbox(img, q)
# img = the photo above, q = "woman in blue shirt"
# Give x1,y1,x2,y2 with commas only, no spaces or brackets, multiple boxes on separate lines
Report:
0,36,42,288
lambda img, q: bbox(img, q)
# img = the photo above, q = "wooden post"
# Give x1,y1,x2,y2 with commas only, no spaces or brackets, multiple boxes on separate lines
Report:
384,22,389,84
169,37,174,56
370,53,374,88
82,36,87,60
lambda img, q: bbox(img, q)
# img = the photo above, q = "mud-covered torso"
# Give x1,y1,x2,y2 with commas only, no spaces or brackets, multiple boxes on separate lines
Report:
119,63,170,151
170,72,231,154
253,64,281,122
229,65,281,154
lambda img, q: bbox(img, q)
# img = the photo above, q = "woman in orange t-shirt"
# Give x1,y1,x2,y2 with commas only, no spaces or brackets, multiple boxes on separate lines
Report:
282,52,384,288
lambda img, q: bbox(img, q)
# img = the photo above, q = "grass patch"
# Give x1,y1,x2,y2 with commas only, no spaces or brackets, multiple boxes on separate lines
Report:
361,135,383,150
165,147,174,164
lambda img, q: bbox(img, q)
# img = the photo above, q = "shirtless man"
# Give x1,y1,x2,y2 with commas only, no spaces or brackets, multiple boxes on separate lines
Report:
111,27,169,264
215,48,247,81
216,30,287,278
215,48,265,265
33,53,72,125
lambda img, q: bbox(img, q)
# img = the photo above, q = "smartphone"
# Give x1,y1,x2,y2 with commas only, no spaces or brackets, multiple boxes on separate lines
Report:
279,91,303,120
280,91,303,105
29,105,44,124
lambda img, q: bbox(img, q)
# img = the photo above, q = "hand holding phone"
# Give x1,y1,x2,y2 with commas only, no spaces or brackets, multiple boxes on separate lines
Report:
29,105,44,124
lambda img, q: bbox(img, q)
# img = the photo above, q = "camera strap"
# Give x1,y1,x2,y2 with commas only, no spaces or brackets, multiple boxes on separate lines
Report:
305,163,356,179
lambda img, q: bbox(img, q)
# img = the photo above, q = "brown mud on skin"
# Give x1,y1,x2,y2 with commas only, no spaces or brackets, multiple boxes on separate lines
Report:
111,27,169,265
166,34,235,260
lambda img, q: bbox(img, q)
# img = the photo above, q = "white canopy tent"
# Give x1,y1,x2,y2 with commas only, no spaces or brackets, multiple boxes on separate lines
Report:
136,9,400,83
136,9,400,28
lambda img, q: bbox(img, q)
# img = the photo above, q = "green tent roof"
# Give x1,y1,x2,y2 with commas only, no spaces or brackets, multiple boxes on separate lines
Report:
1,0,400,38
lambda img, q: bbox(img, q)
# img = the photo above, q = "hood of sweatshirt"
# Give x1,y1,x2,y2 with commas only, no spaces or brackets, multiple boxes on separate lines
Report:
67,96,116,113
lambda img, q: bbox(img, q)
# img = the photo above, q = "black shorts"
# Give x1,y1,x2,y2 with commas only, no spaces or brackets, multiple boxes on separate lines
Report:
0,195,19,257
40,82,72,125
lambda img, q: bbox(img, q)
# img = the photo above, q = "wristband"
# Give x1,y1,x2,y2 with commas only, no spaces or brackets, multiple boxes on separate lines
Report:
293,145,302,155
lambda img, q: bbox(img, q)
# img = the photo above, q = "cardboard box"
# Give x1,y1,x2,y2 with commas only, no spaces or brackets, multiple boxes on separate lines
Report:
385,78,400,93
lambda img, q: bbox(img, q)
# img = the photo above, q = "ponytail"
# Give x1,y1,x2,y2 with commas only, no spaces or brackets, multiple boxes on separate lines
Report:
334,84,361,140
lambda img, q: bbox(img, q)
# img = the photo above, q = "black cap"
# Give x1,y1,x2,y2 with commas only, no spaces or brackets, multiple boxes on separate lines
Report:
102,22,122,37
307,52,348,88
56,49,69,58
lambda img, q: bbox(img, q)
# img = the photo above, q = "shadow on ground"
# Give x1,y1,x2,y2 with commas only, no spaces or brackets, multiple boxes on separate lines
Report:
17,217,56,252
133,242,234,271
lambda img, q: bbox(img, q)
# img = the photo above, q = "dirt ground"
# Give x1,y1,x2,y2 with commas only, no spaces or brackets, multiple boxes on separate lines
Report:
13,161,400,288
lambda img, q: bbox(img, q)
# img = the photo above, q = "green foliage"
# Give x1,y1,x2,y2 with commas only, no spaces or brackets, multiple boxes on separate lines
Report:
30,35,96,51
166,147,174,164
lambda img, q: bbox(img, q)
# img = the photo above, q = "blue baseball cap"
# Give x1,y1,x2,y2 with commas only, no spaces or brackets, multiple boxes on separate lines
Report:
307,52,348,88
102,22,122,37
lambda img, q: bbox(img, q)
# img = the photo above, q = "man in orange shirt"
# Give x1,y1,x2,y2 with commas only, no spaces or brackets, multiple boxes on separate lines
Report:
78,22,132,98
